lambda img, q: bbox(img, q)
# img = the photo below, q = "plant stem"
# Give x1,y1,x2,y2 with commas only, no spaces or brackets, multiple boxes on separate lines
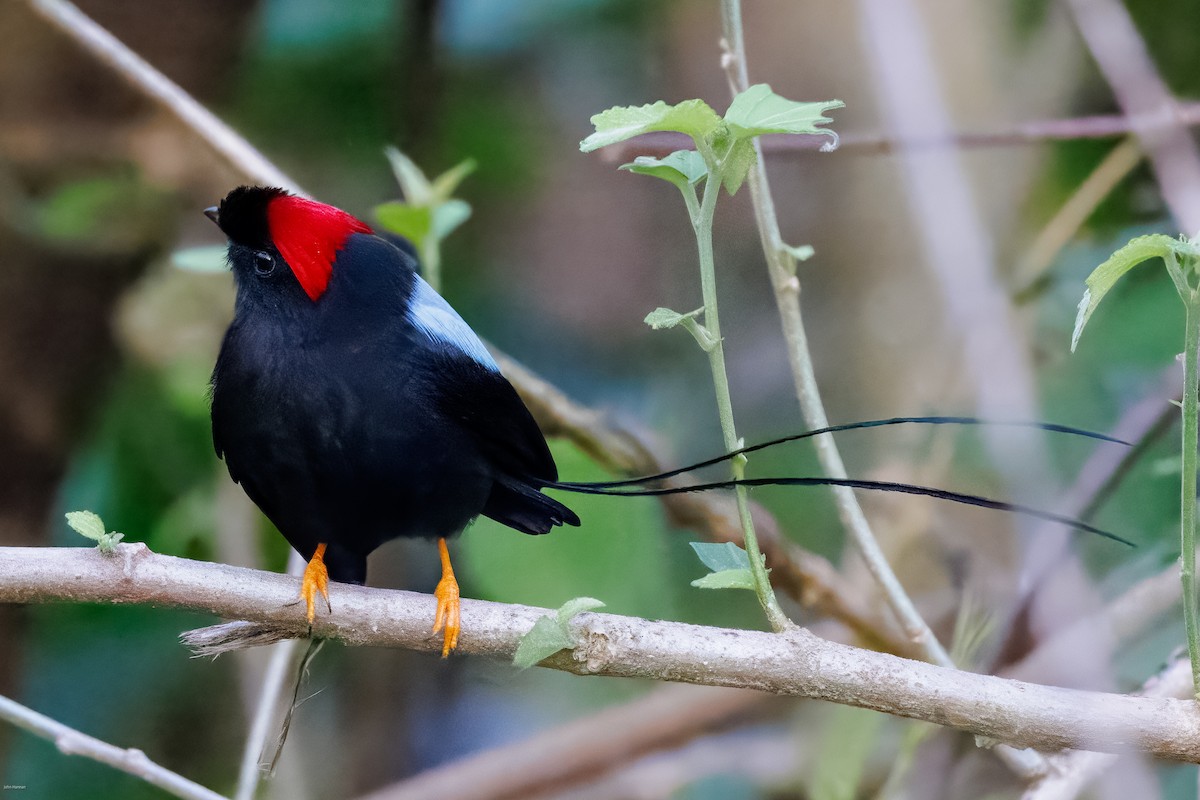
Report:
1181,290,1200,697
420,238,442,293
716,0,952,664
691,173,790,631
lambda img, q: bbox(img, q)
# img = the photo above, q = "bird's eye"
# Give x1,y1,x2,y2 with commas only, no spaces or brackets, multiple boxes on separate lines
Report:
253,251,276,277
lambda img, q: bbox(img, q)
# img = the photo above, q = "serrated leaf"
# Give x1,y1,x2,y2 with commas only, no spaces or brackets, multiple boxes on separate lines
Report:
385,146,433,205
720,138,758,195
556,596,605,627
691,568,756,590
725,84,843,149
1070,234,1183,352
172,245,228,273
431,159,477,201
65,511,106,542
689,541,752,572
375,203,432,243
65,511,124,554
620,150,708,190
512,616,573,669
644,306,703,330
581,99,723,152
431,199,472,239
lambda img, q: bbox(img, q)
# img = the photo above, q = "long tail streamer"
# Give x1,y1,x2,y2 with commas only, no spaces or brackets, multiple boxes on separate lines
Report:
539,416,1133,546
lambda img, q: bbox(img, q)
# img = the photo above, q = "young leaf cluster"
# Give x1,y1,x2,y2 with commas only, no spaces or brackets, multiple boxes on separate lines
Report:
582,83,842,198
375,147,476,292
65,511,124,554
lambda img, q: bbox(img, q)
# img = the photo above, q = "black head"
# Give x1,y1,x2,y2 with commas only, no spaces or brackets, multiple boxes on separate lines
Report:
207,185,288,250
206,186,374,304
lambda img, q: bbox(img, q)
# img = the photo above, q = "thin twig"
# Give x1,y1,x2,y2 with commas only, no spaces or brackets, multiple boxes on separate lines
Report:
600,102,1200,161
1013,137,1144,293
1063,0,1200,235
719,0,951,672
6,545,1200,761
0,693,228,800
26,0,297,195
233,552,306,800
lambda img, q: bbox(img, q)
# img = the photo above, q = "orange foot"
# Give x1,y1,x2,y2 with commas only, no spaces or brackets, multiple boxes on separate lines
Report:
432,537,461,657
300,543,331,625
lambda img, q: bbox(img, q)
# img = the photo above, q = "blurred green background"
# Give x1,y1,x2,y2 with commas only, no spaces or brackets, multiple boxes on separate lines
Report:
1,0,1198,797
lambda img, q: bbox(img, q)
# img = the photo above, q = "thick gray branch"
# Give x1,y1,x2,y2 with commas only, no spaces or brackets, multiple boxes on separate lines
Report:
5,545,1200,762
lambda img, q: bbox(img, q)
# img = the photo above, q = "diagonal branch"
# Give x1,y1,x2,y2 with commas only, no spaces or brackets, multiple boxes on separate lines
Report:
0,692,227,800
6,545,1200,762
1063,0,1200,234
353,685,769,800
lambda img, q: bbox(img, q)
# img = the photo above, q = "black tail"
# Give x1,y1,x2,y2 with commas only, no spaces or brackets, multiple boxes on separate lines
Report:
541,475,1133,546
551,416,1128,490
536,416,1132,546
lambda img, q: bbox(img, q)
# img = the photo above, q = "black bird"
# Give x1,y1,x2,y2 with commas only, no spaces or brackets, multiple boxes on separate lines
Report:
206,186,1130,657
209,186,580,655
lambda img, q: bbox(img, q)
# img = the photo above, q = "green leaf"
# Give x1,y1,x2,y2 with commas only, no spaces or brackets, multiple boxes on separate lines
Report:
65,511,124,554
720,138,757,195
375,203,433,243
431,199,472,240
66,511,106,542
644,307,718,351
1070,234,1185,352
171,245,228,273
512,616,573,669
691,568,756,590
620,150,709,190
689,541,752,572
784,243,815,262
556,596,606,627
385,146,434,205
644,306,703,330
581,99,723,152
725,84,844,150
513,596,606,669
431,159,477,201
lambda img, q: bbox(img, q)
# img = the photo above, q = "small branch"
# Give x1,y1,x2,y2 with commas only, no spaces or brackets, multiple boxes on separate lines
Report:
1020,657,1193,800
26,0,298,195
599,103,1200,162
7,545,1200,761
719,0,951,669
353,685,768,800
0,692,227,800
1063,0,1200,236
1013,138,1144,293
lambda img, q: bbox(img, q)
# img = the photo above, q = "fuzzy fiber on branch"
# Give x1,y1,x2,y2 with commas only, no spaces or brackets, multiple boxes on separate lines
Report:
4,544,1200,762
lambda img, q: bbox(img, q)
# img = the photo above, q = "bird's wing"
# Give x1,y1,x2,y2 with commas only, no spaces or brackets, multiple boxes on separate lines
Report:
427,354,559,482
401,273,558,481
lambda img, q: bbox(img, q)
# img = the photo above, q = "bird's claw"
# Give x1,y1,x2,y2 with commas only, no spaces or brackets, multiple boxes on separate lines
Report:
300,545,331,624
432,575,461,657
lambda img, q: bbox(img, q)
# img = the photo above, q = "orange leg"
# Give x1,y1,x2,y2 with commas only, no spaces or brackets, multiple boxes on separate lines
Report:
300,543,331,624
431,537,461,657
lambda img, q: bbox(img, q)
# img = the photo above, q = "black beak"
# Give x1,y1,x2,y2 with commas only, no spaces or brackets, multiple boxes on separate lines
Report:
204,206,220,225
